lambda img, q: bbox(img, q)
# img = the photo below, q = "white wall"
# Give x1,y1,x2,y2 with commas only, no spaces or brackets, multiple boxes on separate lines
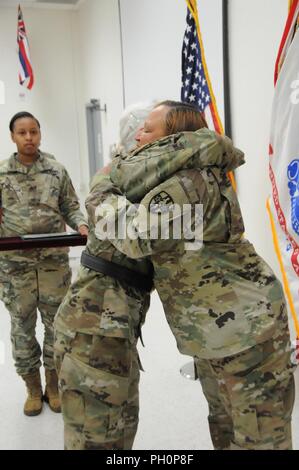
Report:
229,0,288,276
0,0,225,194
197,0,224,124
0,6,82,191
120,0,186,105
72,0,225,191
0,80,4,104
120,0,224,122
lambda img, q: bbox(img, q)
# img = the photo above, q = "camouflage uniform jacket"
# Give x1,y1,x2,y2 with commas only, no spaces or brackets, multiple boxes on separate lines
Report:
54,172,152,343
96,129,288,358
0,151,86,272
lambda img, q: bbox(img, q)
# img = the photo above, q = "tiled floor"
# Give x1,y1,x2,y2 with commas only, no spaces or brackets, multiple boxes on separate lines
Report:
0,257,298,450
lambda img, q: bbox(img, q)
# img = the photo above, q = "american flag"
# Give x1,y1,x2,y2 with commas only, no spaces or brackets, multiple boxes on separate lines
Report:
17,4,34,90
181,1,223,134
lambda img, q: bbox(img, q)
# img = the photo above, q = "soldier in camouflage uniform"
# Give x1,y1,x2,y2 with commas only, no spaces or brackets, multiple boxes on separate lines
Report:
53,103,155,450
0,112,88,417
96,101,296,450
54,172,152,450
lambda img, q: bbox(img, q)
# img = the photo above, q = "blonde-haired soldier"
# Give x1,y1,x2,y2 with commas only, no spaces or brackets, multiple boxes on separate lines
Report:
96,100,296,450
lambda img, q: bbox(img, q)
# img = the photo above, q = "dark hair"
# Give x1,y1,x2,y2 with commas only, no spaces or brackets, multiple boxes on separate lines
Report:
156,100,208,135
9,112,40,132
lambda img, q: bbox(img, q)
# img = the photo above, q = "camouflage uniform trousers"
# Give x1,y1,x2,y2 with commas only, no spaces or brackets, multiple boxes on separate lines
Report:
0,258,71,376
194,331,296,450
54,330,140,450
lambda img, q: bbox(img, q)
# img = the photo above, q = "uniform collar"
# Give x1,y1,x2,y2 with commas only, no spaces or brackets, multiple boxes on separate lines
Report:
8,151,51,174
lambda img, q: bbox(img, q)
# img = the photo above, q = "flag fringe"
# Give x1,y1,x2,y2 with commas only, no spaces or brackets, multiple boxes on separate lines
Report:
266,199,299,337
289,0,297,12
275,0,299,84
185,0,236,190
186,0,224,135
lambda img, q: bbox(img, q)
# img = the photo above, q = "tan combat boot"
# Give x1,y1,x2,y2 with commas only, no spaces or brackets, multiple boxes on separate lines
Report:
22,371,43,417
43,369,61,413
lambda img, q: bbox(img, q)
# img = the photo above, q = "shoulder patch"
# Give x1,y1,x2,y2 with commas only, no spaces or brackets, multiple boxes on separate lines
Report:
149,191,174,214
0,159,11,174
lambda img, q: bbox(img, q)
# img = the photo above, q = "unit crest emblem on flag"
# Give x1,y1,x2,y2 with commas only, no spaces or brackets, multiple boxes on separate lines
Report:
288,159,299,235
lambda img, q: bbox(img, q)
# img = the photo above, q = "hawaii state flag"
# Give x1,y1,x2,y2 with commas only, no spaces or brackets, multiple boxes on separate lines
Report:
267,0,299,340
17,4,34,90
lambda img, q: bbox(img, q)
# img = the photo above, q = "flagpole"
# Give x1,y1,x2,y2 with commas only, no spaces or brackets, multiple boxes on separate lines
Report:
187,0,224,135
289,0,296,11
118,0,126,109
266,200,299,337
221,0,236,190
222,0,232,139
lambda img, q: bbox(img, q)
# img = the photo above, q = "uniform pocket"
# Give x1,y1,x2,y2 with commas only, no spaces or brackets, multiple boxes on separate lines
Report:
60,353,129,406
59,334,134,448
231,406,261,448
99,287,136,340
211,338,295,449
1,177,23,208
54,329,76,374
39,174,60,209
0,278,12,306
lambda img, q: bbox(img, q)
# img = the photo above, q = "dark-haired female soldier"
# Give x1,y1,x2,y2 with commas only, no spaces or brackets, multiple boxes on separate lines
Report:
0,112,88,417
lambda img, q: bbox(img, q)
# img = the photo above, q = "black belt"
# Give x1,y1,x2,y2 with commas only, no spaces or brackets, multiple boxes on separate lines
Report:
81,251,153,292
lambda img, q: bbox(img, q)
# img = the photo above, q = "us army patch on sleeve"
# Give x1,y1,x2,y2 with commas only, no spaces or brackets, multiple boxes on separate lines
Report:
149,191,174,214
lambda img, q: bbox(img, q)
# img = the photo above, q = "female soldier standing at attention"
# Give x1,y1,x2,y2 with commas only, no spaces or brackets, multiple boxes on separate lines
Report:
0,112,88,417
